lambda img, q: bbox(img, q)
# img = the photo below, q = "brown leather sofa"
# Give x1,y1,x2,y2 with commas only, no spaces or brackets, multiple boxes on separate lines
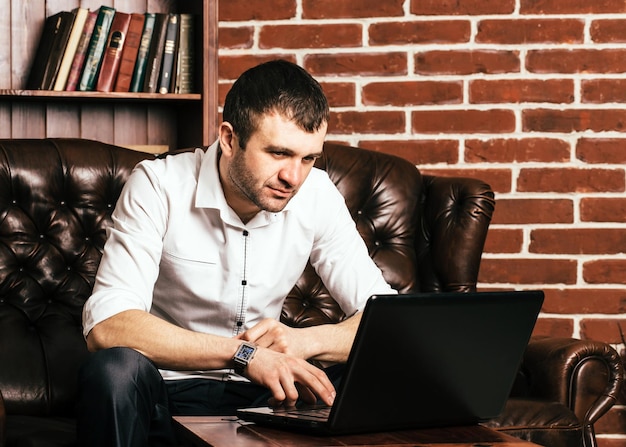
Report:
0,138,622,447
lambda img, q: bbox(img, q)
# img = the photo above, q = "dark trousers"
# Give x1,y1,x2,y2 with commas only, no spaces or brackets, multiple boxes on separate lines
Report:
76,347,342,447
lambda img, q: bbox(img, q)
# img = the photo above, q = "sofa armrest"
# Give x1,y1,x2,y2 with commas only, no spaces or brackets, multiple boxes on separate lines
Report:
515,336,623,426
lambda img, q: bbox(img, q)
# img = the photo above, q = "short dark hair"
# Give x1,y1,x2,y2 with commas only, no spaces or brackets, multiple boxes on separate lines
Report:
222,59,330,149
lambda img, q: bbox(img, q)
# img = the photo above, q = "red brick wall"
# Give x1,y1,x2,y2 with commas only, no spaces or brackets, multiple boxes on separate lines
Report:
217,1,626,443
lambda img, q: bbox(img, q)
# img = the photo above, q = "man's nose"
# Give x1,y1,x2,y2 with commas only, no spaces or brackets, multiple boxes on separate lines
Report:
278,160,302,187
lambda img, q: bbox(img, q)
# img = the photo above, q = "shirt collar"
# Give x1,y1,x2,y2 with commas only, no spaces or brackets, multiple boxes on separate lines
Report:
195,141,295,228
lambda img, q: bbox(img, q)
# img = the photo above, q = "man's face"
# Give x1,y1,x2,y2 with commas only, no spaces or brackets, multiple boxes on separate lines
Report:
219,112,327,222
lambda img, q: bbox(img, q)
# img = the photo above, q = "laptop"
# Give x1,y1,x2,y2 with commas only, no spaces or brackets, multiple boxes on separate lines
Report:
236,290,544,435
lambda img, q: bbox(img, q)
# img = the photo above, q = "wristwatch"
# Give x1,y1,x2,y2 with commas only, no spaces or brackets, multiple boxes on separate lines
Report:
233,341,257,375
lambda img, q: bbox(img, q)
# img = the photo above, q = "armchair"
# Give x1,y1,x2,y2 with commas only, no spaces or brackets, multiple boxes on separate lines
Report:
0,138,621,447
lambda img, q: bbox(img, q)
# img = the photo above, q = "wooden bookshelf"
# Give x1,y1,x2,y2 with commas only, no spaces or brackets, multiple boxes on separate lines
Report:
0,0,218,150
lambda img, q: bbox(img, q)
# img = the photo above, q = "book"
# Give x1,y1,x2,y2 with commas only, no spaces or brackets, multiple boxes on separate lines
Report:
129,13,156,93
174,14,195,94
142,13,168,93
95,12,132,92
157,14,180,94
65,10,97,91
26,10,76,90
53,7,89,91
113,13,146,92
78,6,116,91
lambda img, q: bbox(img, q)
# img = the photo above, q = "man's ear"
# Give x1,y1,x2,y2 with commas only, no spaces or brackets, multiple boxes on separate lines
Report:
218,122,235,157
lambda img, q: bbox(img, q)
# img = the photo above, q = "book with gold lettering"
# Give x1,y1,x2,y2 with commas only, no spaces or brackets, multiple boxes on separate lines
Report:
113,13,146,92
78,5,116,91
96,11,131,92
158,14,180,94
174,14,195,94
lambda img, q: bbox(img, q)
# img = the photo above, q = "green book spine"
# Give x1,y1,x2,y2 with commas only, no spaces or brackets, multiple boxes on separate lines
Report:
78,6,116,91
129,13,156,93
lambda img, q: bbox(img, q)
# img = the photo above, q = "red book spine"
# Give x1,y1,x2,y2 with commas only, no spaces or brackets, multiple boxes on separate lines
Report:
65,11,97,91
113,13,146,92
96,12,132,92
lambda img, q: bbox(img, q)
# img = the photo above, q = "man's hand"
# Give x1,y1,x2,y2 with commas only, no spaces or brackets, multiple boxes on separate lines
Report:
236,318,309,358
243,344,336,408
234,314,364,407
237,312,363,365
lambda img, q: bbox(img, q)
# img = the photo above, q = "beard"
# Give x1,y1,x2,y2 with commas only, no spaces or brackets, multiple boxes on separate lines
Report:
228,150,296,213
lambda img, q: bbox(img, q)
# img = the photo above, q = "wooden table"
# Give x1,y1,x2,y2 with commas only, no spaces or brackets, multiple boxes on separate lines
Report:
173,416,541,447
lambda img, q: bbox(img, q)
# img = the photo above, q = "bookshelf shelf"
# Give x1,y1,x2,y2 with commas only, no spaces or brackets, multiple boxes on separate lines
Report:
0,0,217,150
0,90,201,102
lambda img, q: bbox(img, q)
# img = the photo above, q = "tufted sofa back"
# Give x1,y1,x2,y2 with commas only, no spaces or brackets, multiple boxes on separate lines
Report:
282,142,495,327
0,139,150,416
0,138,494,417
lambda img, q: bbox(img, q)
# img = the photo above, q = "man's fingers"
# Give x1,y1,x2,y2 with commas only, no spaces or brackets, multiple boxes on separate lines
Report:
302,366,336,406
248,347,336,407
238,319,289,352
295,382,317,405
237,319,271,343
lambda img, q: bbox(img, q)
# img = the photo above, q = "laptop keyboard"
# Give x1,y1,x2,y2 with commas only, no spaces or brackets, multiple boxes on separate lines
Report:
284,406,331,420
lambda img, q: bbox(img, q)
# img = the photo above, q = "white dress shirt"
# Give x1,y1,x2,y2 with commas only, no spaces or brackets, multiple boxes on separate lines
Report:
82,141,395,380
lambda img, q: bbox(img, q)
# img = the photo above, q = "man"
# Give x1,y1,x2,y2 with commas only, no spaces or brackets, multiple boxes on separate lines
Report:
78,59,395,446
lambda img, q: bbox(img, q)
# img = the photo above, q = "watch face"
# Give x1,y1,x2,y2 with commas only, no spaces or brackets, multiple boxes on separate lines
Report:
237,344,256,361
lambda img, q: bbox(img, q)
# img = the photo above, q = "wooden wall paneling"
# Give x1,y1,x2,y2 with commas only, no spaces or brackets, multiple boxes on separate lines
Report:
148,0,176,14
113,104,149,146
80,0,105,11
46,103,81,137
176,102,203,148
80,104,115,144
11,103,46,138
0,0,13,138
0,104,11,138
47,0,77,15
112,0,146,13
0,1,10,89
12,0,43,89
203,0,218,145
147,105,177,149
0,1,11,138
